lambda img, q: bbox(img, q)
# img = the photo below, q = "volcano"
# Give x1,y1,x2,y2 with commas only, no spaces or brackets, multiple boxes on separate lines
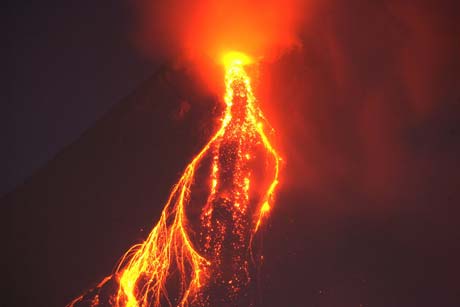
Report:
4,47,460,307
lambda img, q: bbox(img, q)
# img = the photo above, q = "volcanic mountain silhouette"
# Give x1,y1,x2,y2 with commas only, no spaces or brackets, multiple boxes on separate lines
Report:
3,66,220,307
4,57,460,307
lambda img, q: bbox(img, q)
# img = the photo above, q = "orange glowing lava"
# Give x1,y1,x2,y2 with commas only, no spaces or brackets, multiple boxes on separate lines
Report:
68,52,281,307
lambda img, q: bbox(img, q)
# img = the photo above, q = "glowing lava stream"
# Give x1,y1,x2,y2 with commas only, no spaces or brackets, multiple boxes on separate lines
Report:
68,52,281,307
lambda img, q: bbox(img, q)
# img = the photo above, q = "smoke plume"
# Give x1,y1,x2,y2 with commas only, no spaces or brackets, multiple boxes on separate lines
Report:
134,0,459,214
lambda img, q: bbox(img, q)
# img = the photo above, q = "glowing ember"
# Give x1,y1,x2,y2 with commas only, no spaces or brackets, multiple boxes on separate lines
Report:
68,51,281,307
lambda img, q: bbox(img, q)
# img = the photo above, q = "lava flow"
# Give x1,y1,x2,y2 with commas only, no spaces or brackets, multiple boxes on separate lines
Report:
68,52,281,307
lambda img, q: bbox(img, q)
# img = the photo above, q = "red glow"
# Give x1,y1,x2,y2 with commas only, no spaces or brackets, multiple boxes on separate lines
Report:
134,0,312,95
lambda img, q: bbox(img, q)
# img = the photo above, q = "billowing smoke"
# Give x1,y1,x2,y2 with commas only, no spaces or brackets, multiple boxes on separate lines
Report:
134,0,459,215
135,0,309,59
259,0,460,215
134,0,313,92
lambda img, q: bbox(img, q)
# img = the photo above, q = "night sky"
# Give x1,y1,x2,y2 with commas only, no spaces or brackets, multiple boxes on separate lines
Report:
4,1,154,196
3,1,460,307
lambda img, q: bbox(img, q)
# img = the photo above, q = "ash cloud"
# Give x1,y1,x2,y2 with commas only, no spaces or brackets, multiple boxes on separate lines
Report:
135,0,310,60
260,0,460,214
134,0,459,214
133,0,314,93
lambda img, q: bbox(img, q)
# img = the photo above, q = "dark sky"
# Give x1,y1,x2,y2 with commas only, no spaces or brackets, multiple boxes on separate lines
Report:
4,0,154,196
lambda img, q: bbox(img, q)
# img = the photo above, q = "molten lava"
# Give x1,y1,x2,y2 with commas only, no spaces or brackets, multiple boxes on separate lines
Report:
68,52,281,307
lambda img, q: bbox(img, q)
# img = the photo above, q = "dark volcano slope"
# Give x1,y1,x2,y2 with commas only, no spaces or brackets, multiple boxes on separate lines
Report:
2,67,218,307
